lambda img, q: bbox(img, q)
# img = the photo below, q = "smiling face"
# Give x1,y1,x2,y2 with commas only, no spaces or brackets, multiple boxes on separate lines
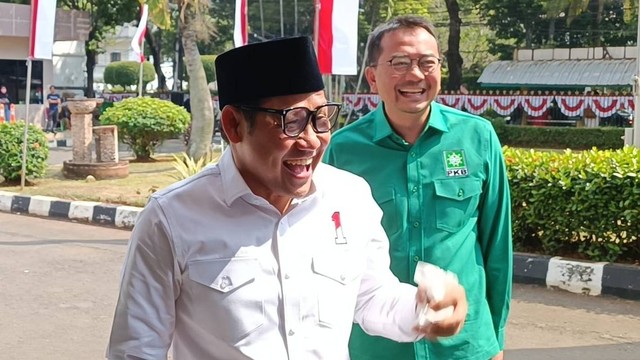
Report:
365,26,441,125
222,90,330,213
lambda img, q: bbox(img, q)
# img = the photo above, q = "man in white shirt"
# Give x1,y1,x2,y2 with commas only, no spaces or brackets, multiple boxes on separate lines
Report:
106,36,467,360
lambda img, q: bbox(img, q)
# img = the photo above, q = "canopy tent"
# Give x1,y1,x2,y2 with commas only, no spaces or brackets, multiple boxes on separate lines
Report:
478,59,636,88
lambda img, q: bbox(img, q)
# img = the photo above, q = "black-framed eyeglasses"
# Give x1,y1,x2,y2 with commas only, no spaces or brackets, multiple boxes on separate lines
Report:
373,55,442,75
237,102,341,138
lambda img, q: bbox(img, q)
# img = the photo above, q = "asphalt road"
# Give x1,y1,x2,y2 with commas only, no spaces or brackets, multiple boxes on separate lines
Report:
1,212,639,360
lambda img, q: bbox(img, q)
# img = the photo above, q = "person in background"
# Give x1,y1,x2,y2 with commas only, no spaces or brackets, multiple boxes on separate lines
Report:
45,85,61,133
106,36,468,360
0,85,11,123
325,15,513,360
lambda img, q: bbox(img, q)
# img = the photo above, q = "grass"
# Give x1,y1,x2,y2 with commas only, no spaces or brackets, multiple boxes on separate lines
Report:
1,156,180,208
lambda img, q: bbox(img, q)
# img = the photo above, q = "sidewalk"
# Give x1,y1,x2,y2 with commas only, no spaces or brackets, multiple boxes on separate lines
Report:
3,134,639,301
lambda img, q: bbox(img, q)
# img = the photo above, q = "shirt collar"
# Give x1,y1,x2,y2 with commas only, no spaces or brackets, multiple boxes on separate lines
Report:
372,101,449,142
219,149,255,206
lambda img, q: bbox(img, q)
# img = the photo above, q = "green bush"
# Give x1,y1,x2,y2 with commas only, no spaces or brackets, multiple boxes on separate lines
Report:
505,146,640,263
104,61,155,90
492,119,624,150
99,97,190,160
0,122,49,183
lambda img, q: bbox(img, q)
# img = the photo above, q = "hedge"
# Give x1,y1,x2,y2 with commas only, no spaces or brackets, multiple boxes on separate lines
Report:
104,61,155,89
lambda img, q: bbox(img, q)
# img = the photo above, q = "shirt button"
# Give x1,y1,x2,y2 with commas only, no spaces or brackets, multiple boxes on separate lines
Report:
412,186,418,193
284,274,290,280
288,329,295,336
413,221,420,228
410,152,416,157
340,274,346,281
413,256,421,262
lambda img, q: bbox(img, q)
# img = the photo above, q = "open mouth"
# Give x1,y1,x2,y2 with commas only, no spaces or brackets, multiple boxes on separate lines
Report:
283,158,313,177
399,88,426,96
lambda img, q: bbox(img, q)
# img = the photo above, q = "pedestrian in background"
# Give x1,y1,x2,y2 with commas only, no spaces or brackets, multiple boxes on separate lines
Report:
0,85,11,123
45,85,61,132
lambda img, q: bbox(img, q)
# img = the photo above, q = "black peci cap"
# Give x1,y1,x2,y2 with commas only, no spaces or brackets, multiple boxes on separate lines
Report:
215,36,324,110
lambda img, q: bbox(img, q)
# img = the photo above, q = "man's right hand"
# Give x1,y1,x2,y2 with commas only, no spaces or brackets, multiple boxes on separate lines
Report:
414,282,468,339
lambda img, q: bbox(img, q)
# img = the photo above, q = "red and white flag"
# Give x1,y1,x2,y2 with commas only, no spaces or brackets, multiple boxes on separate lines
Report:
130,4,149,63
234,0,248,47
29,0,57,60
315,0,359,75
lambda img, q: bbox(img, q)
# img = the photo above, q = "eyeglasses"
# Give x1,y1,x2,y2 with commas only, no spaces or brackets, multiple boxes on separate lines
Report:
373,55,442,75
238,102,341,138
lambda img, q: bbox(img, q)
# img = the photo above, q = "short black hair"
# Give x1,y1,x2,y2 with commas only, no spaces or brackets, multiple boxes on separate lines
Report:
366,15,440,67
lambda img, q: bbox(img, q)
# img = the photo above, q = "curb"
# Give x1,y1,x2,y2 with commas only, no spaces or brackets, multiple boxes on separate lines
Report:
514,253,639,301
0,191,141,229
1,190,638,301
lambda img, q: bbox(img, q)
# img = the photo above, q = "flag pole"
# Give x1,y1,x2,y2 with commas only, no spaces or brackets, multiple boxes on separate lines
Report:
20,58,33,189
138,61,144,97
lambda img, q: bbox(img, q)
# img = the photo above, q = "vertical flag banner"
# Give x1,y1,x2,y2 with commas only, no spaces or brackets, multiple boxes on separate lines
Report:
29,0,58,59
316,0,359,75
131,4,149,63
234,0,248,47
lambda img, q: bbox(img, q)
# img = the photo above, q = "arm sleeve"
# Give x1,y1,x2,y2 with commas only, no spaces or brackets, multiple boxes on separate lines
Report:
351,183,422,343
106,198,181,359
478,129,513,349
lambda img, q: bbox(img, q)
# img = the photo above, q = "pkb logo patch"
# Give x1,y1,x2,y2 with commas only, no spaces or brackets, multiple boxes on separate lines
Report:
443,150,468,177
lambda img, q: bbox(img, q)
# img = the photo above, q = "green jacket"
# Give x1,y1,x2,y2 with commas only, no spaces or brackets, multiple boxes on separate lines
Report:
324,102,512,360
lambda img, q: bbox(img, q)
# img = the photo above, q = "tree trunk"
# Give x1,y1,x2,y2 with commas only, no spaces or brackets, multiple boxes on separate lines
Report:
182,20,214,160
444,0,463,91
85,43,96,98
593,0,605,47
145,27,168,92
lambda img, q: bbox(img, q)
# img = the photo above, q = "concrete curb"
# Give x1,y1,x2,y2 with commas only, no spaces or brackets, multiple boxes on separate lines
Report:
1,190,638,301
0,191,141,229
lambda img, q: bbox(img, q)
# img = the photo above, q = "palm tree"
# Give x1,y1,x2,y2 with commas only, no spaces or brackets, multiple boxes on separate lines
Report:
146,0,216,161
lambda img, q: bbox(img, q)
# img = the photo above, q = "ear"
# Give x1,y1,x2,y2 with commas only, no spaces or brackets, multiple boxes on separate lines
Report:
221,106,244,144
365,66,378,93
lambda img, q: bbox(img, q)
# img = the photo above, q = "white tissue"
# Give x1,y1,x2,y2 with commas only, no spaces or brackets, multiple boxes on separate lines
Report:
413,261,458,327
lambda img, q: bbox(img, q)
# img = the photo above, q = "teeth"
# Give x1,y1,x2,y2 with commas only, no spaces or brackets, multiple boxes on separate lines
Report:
285,158,313,166
400,89,423,93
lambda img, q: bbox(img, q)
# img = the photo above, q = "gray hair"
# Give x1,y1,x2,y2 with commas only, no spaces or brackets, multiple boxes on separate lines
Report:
366,15,440,66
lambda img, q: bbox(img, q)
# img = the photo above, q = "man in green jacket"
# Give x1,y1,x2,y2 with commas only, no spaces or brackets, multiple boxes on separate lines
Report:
324,15,512,360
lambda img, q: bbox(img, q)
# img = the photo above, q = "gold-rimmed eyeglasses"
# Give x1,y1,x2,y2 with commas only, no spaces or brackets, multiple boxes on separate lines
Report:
372,55,442,75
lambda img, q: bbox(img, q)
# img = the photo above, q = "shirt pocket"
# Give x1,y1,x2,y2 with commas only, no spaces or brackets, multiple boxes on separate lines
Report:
434,178,482,233
312,251,362,328
187,257,265,344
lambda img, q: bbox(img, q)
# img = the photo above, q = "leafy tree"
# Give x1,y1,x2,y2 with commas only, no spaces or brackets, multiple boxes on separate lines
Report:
103,61,155,90
147,0,216,161
58,0,139,97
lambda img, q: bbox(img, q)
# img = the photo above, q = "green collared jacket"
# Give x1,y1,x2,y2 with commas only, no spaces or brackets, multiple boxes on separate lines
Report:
324,102,512,360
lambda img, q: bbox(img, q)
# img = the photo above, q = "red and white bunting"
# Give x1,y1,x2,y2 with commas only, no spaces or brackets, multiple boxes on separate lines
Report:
438,94,463,109
341,94,636,119
521,96,553,117
233,0,248,47
590,96,619,117
29,0,57,60
556,96,587,117
492,95,519,115
465,95,491,115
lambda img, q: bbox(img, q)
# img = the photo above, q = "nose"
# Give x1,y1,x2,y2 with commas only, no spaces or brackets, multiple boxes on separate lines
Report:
405,61,426,80
295,121,321,150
